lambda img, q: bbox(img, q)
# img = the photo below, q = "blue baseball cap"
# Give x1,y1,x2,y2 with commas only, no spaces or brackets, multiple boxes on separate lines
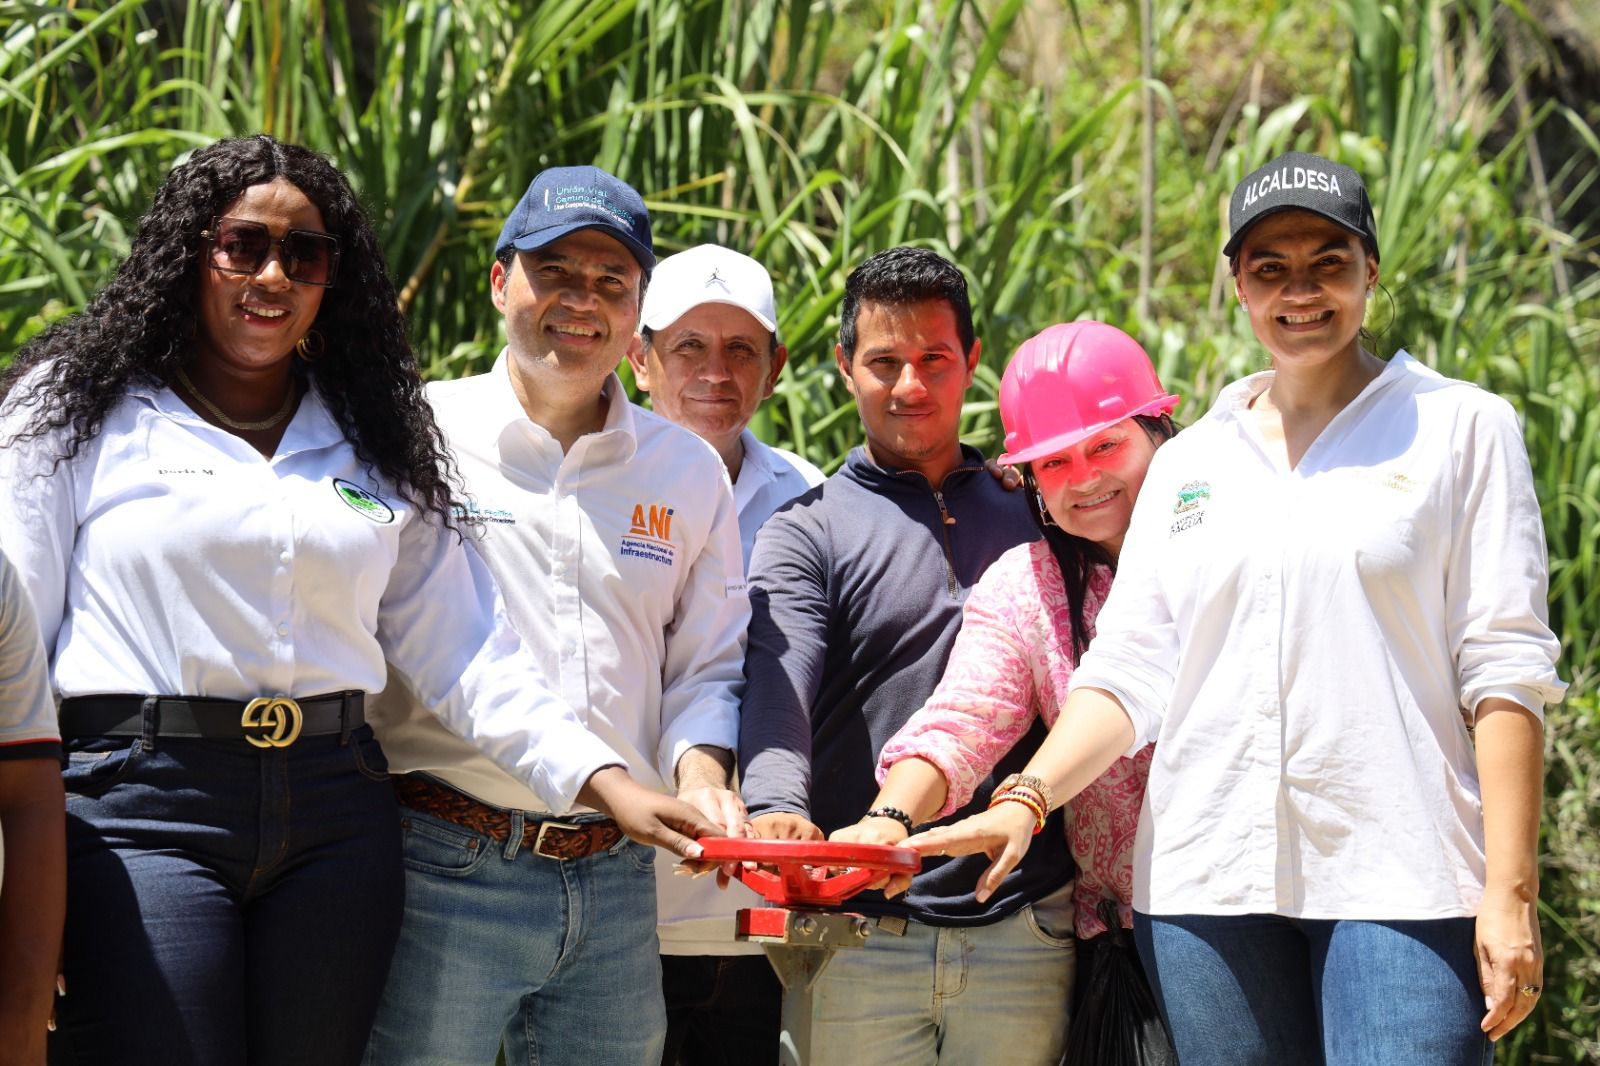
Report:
495,165,655,274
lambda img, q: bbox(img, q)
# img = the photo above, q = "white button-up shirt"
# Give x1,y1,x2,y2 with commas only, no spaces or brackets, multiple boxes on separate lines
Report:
1072,351,1566,920
0,548,54,752
0,378,621,812
371,354,748,812
731,430,824,566
659,428,822,955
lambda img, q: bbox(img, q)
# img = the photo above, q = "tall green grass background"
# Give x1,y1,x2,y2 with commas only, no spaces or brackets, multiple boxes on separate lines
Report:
2,0,1596,1059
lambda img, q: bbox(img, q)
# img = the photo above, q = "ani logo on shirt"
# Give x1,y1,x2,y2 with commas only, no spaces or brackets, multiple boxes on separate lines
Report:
620,503,676,567
333,478,396,524
1170,480,1210,535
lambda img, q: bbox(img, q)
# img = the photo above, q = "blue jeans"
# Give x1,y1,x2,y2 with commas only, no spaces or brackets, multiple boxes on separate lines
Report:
806,904,1076,1065
1133,911,1493,1066
47,726,404,1066
363,799,666,1066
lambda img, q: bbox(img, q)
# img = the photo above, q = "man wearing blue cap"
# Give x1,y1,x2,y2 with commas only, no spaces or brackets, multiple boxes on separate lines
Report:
364,167,750,1066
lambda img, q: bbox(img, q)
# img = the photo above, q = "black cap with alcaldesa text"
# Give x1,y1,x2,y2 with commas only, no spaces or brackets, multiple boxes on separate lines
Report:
1224,151,1379,262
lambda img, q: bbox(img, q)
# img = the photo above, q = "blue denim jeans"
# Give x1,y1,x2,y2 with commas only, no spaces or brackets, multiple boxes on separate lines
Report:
47,726,404,1066
363,798,666,1066
805,904,1076,1066
1133,911,1493,1066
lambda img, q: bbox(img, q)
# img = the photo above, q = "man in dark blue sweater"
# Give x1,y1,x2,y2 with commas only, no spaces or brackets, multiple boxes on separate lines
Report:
738,247,1078,1065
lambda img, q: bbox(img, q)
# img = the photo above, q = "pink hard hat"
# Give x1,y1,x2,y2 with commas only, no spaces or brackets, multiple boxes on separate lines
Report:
997,321,1180,467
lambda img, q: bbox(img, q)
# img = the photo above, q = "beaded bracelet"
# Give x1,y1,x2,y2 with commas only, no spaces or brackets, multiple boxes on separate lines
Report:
995,773,1054,815
988,789,1046,835
997,782,1048,816
864,805,915,834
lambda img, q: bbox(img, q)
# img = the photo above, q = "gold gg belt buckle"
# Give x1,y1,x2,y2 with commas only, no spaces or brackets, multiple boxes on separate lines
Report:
241,696,304,748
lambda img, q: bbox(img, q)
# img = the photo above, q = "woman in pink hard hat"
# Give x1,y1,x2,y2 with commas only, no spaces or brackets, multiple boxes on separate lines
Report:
832,320,1178,1048
903,153,1564,1065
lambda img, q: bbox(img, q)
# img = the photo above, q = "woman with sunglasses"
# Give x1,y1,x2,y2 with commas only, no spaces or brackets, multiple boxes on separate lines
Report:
0,135,714,1066
905,152,1565,1064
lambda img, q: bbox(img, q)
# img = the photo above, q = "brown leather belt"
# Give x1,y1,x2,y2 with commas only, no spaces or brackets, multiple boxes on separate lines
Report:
393,774,625,861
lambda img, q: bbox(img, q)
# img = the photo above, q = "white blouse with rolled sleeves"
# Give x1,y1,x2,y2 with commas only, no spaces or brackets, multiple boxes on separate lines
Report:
0,377,622,813
1070,351,1566,920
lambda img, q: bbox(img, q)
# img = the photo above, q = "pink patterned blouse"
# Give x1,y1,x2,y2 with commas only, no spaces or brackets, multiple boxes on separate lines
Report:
877,538,1152,938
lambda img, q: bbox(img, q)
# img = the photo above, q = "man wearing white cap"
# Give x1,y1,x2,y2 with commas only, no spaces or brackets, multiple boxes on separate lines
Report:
631,244,824,568
628,244,822,1065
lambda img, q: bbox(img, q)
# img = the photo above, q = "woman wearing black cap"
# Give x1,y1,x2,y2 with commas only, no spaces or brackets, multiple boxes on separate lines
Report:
900,151,1565,1064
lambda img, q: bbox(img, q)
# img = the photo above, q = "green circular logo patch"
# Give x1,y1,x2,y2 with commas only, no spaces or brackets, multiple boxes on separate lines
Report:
333,478,396,524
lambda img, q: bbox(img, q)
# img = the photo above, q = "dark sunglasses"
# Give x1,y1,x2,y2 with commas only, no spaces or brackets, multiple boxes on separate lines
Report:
201,217,341,287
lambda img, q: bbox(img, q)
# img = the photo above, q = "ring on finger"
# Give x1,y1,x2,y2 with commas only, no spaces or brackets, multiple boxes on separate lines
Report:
1519,984,1542,998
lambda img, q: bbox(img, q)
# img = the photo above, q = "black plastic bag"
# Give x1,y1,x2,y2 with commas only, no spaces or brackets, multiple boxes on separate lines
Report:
1061,902,1178,1066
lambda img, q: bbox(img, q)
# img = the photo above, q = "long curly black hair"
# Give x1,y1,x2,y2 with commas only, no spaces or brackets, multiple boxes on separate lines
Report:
1021,412,1179,664
2,134,457,525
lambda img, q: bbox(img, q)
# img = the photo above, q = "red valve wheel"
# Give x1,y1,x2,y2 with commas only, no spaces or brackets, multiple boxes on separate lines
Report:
696,837,922,908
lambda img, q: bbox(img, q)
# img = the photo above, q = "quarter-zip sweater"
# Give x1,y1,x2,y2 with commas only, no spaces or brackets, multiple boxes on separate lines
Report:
740,444,1072,924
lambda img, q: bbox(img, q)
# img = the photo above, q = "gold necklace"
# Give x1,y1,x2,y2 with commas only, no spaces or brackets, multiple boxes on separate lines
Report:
174,366,298,432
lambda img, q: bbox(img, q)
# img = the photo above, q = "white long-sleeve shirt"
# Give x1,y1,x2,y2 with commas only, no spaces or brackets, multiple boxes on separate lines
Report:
1071,351,1566,920
370,354,748,812
0,548,55,755
659,428,822,955
731,430,824,566
0,378,621,812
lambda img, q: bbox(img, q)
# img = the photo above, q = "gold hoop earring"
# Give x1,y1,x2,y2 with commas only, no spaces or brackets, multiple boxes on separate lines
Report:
295,329,325,363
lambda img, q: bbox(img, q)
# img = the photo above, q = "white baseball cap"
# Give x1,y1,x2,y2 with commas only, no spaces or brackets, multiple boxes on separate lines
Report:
640,244,780,342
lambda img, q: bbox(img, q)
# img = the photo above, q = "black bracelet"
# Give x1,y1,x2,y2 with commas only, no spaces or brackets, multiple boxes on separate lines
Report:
864,805,915,834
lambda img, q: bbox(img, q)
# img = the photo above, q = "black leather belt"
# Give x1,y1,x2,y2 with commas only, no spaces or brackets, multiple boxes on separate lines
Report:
58,691,365,749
